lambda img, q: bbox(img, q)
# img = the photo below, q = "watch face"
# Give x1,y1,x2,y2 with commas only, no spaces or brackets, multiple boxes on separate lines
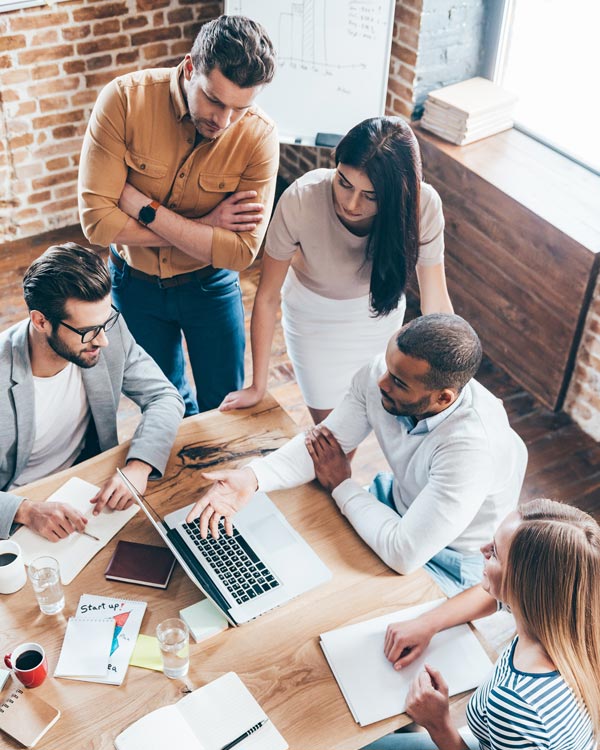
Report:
139,205,156,225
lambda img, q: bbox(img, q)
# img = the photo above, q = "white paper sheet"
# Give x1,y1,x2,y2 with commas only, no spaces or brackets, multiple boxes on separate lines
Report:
54,617,115,678
13,477,138,584
320,599,494,726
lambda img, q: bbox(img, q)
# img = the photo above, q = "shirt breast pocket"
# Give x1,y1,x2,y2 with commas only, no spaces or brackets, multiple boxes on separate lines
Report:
196,173,241,215
124,150,168,197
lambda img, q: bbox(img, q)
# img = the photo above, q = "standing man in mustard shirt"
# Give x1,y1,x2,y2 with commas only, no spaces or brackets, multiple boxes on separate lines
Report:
78,16,278,415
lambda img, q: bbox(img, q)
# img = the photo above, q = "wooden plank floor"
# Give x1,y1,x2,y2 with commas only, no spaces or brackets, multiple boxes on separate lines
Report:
2,225,600,519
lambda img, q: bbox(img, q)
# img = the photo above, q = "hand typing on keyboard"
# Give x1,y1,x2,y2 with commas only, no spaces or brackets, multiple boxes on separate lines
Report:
185,466,259,539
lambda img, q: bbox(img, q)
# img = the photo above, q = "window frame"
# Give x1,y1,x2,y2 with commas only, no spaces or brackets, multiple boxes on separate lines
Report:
0,0,68,12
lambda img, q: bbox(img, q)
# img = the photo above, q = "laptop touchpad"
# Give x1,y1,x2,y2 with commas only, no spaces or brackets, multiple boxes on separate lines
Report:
247,514,297,553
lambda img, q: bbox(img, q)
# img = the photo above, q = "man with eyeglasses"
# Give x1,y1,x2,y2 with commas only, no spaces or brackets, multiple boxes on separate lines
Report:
78,15,278,417
0,243,184,542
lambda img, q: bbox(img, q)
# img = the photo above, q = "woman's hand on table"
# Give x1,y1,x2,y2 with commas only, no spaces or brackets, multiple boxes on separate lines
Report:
384,614,437,669
219,384,265,412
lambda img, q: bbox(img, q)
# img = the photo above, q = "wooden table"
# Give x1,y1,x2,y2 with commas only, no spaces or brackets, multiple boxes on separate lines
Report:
1,395,446,750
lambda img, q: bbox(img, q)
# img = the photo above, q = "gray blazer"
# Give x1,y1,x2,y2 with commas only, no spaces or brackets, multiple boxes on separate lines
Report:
0,317,185,538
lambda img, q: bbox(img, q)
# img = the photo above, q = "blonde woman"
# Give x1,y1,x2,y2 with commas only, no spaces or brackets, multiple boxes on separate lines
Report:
364,499,599,749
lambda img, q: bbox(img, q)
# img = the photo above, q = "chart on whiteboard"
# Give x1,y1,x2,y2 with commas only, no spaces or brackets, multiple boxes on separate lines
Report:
225,0,395,144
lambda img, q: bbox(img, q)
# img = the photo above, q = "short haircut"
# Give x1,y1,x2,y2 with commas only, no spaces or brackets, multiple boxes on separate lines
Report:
190,15,275,88
23,243,111,324
396,313,482,391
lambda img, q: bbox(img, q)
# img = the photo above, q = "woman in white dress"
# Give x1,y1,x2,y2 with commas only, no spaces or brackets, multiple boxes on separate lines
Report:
221,117,453,424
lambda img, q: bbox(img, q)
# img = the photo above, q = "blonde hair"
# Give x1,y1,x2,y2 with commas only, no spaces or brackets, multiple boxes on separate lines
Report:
504,498,600,737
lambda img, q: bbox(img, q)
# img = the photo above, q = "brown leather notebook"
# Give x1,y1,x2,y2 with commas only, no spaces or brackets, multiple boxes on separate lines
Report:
0,686,60,747
104,540,176,589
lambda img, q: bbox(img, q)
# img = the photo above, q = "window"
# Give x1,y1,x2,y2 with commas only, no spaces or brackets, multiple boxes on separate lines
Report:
0,0,68,12
493,0,600,174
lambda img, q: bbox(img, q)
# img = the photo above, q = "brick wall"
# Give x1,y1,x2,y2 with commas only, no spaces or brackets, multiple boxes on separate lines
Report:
0,0,223,242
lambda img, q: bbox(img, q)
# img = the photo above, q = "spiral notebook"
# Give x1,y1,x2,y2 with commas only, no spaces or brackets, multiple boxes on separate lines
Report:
0,687,60,748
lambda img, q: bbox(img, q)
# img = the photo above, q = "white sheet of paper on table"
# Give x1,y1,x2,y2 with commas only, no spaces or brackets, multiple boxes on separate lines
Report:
12,476,138,584
320,598,495,726
54,617,115,678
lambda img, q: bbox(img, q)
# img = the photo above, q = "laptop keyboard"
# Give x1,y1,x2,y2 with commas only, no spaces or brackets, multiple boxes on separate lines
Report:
181,519,280,605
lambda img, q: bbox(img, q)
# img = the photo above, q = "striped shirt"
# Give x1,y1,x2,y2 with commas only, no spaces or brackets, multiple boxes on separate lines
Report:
466,638,595,749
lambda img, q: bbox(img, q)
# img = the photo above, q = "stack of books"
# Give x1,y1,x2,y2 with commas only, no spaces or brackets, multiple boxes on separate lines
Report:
421,77,517,145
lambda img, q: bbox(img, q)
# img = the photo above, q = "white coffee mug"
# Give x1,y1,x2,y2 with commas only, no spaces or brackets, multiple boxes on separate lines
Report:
0,540,27,594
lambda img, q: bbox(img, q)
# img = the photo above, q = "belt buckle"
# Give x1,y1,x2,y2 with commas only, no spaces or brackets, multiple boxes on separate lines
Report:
157,276,169,289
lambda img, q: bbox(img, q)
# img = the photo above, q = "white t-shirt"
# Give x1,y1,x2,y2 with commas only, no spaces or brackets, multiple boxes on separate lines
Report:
265,169,445,299
14,363,91,487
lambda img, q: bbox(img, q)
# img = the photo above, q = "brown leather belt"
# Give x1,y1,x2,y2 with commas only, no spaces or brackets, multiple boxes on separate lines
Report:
109,248,217,288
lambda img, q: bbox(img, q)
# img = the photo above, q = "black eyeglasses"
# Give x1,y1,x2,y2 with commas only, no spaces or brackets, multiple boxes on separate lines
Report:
59,305,120,344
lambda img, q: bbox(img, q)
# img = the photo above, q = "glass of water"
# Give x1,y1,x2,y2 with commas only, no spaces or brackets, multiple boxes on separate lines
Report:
28,556,65,615
156,618,190,678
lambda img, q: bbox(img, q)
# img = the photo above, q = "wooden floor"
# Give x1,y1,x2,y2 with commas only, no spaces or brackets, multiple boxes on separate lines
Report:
3,225,599,521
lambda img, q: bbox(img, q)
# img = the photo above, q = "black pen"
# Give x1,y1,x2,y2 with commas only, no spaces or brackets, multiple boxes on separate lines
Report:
221,718,269,750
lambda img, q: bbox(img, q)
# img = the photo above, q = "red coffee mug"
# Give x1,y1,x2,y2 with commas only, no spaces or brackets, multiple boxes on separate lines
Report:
4,642,48,688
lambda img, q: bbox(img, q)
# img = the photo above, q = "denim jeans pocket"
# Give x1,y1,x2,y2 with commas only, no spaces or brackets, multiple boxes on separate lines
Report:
198,270,239,296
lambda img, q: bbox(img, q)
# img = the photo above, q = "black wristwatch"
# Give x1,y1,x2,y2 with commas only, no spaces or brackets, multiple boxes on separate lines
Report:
138,200,160,226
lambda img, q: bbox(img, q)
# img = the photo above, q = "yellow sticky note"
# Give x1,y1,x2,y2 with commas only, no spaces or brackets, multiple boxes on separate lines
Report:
129,634,163,672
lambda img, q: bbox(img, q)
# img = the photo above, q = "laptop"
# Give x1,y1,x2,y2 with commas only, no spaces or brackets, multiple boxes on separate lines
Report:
117,469,332,625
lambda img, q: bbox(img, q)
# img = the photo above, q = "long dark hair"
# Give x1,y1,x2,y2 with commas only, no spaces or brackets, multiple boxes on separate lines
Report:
335,117,421,316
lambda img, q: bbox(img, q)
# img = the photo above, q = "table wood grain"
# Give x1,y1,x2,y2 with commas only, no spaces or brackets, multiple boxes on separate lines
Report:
1,394,448,750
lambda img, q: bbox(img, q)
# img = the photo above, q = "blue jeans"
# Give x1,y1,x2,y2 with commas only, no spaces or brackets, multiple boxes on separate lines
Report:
368,473,484,597
109,251,245,416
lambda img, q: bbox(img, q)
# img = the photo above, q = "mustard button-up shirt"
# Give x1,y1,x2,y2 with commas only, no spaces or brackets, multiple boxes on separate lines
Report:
78,62,279,276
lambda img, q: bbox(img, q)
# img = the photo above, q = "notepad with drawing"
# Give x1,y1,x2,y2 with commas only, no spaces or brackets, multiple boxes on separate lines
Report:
74,594,147,685
12,477,138,584
114,672,288,750
320,598,494,726
0,687,60,748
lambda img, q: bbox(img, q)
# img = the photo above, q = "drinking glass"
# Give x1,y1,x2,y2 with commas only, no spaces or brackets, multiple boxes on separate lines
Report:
28,556,65,615
156,618,190,678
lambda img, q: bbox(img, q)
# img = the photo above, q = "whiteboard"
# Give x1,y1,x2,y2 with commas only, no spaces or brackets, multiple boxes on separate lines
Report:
225,0,395,145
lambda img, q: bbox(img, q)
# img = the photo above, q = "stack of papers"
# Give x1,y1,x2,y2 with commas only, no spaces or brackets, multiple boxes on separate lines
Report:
54,594,147,685
179,599,229,643
421,77,517,145
320,599,494,726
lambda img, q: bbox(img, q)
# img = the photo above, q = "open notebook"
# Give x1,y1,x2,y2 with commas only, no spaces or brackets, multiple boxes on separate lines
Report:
320,599,494,726
13,477,138,584
114,672,287,750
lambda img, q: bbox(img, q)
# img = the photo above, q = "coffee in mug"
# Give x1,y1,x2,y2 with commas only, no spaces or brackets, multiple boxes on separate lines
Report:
0,540,27,594
4,642,48,688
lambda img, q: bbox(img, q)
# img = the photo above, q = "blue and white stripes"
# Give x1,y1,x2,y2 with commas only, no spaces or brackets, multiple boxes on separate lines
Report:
466,638,595,749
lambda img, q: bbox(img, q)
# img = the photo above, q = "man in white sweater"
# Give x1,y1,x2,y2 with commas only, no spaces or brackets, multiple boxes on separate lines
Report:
188,314,528,594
